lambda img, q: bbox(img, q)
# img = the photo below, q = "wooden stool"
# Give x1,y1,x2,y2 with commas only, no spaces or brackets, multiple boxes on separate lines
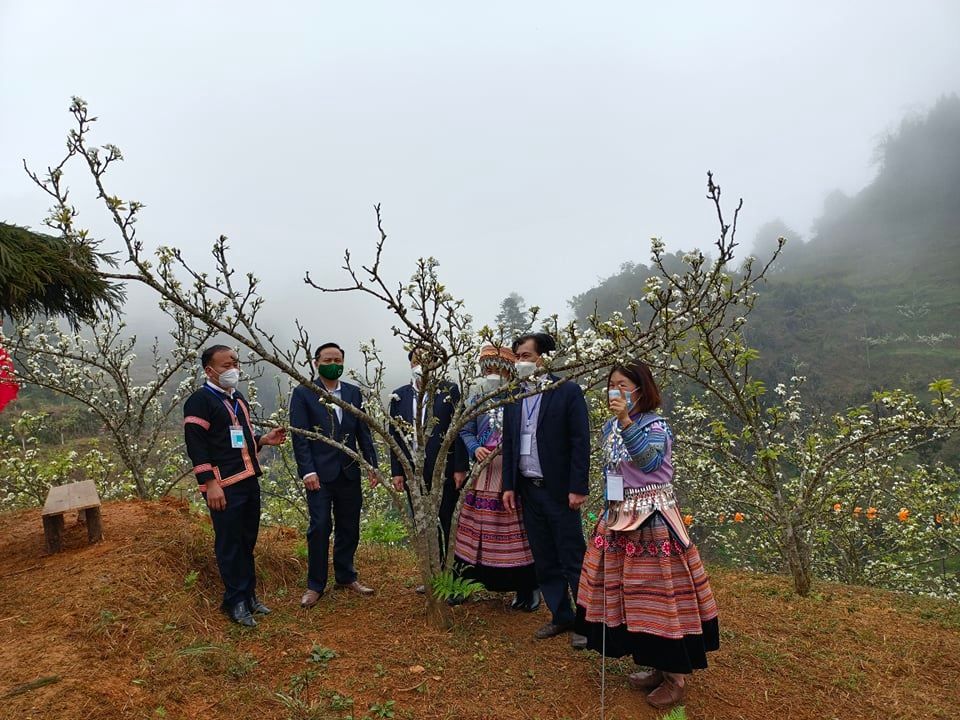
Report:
41,480,103,553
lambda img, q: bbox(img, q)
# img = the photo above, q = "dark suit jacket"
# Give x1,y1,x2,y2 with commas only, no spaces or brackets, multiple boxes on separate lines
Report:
290,380,377,483
388,381,468,488
501,376,590,501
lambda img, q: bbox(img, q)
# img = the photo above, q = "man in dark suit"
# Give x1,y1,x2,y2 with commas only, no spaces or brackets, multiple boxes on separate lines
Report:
290,342,379,608
501,333,590,646
389,350,468,592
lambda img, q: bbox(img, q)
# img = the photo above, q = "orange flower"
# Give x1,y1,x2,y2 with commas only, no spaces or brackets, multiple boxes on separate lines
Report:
935,513,944,525
832,503,842,513
734,512,745,523
853,506,862,516
897,507,910,522
866,507,878,520
683,514,694,527
718,513,727,524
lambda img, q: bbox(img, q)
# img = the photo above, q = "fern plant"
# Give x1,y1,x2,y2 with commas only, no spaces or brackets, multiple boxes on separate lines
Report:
658,706,687,720
430,569,485,603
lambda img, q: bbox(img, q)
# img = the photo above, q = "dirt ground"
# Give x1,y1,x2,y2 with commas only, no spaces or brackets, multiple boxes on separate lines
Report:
1,499,958,720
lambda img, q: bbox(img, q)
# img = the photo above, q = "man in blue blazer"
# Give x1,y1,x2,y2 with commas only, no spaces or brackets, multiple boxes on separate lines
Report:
501,333,590,646
290,342,379,608
389,351,468,591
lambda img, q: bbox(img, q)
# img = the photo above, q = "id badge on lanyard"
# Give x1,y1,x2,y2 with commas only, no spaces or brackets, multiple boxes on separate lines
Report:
606,472,624,501
520,432,533,456
230,425,245,449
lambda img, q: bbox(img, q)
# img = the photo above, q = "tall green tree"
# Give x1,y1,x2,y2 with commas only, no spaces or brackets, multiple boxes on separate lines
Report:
495,292,531,339
0,222,123,327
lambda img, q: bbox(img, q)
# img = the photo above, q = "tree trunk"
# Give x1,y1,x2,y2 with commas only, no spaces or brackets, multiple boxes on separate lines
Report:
424,592,454,630
781,520,812,596
409,488,457,630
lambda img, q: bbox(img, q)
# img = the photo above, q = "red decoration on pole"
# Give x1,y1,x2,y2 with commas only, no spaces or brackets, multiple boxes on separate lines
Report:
0,343,19,412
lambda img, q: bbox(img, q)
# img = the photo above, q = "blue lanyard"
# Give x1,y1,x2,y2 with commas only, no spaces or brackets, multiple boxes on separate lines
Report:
522,394,541,425
205,385,241,421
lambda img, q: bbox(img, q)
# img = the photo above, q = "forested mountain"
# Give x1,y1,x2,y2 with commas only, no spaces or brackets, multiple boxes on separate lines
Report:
571,96,960,417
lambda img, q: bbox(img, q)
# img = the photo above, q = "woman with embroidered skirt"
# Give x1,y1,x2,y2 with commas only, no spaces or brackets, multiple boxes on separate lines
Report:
575,359,719,710
453,345,540,610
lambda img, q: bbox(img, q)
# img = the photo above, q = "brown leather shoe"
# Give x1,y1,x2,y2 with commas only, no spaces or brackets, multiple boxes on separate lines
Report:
300,589,323,608
645,674,688,710
336,580,375,596
628,669,663,692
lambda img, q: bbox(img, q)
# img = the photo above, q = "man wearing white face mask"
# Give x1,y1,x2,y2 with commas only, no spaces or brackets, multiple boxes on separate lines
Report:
389,349,468,592
183,345,286,627
501,333,590,647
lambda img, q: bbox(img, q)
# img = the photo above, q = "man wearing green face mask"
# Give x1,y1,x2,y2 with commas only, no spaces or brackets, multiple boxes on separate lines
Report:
290,342,380,607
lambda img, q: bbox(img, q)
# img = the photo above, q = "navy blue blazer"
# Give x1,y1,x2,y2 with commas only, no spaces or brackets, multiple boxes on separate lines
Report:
501,376,590,501
290,380,377,483
388,381,468,487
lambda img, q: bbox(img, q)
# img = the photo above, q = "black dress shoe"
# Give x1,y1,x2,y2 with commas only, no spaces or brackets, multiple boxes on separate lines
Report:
534,621,573,639
511,589,541,612
249,596,271,615
221,601,257,627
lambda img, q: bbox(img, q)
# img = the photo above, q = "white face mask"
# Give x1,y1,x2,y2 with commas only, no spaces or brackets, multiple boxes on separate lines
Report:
480,374,503,393
218,368,240,389
515,361,537,379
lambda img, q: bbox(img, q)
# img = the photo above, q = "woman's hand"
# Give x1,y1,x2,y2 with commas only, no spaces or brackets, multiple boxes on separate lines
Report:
608,391,631,424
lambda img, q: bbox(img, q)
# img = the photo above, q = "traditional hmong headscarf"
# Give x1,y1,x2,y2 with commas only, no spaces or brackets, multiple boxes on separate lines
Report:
478,344,516,377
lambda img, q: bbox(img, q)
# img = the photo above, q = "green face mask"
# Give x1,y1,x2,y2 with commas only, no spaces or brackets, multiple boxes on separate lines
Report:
317,363,344,380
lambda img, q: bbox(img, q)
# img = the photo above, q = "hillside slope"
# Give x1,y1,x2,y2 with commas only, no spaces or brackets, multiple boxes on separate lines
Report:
1,500,958,720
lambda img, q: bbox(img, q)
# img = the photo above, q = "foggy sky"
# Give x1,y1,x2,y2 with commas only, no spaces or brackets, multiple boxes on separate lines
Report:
2,1,959,377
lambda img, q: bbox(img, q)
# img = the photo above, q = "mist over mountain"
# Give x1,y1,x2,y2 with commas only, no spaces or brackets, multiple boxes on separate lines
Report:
570,97,960,428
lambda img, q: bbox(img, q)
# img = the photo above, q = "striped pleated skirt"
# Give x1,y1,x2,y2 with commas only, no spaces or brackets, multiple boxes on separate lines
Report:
575,515,720,673
454,456,537,592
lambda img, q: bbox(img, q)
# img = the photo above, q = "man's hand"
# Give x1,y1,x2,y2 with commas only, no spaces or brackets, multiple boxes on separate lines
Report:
453,470,467,490
475,446,492,462
392,475,405,492
303,473,321,492
260,427,287,446
206,482,227,511
502,490,516,511
568,492,588,511
368,469,380,488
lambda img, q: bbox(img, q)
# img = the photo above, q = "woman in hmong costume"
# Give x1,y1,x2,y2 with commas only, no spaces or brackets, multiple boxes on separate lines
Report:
575,359,719,710
453,345,540,610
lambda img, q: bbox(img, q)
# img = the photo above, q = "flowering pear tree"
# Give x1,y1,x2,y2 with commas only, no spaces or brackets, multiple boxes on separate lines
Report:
1,410,116,510
3,311,213,499
668,348,960,596
815,461,960,597
25,97,779,627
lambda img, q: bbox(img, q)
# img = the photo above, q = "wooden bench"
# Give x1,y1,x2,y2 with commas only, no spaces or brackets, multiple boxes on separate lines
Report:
41,480,103,553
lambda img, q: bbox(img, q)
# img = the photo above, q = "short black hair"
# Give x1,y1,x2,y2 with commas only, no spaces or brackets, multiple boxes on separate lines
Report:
315,342,344,360
201,344,233,369
511,332,556,356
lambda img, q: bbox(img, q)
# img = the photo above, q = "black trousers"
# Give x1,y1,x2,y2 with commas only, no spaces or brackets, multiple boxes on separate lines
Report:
518,481,586,626
306,470,362,592
207,476,261,608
